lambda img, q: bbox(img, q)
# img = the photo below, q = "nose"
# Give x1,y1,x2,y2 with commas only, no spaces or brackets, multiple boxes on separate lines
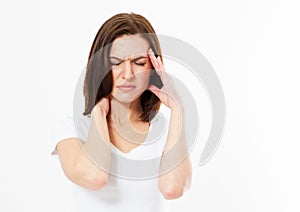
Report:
121,60,134,80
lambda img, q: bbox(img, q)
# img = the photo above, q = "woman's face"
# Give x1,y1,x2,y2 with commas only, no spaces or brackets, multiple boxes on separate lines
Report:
109,34,152,103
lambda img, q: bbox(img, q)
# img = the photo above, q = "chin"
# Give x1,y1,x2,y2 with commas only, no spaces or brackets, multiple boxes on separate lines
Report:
111,93,141,104
111,87,146,104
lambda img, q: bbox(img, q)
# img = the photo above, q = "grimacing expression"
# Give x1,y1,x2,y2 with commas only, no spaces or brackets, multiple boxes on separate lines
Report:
109,34,152,103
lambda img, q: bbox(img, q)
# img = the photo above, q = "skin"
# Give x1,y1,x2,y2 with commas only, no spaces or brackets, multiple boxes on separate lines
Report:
55,34,192,199
147,48,192,199
107,35,153,149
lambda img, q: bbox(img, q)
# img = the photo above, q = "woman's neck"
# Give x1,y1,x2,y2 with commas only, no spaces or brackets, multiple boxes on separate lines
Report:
108,97,143,126
107,97,149,144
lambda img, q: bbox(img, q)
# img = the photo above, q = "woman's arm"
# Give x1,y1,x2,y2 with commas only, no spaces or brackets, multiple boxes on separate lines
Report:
158,108,192,199
56,98,111,190
158,106,192,200
147,49,192,200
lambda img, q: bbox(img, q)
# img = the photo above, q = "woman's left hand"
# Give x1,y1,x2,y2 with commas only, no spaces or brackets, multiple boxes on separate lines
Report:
148,50,191,199
147,48,183,110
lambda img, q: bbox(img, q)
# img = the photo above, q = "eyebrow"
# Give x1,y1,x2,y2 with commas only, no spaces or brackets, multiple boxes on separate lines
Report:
109,56,147,61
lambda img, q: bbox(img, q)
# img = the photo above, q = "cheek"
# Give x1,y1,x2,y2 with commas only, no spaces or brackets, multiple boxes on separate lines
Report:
111,68,121,83
137,71,151,86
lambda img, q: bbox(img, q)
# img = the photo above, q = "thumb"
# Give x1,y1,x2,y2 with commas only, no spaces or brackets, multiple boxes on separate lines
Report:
148,85,161,98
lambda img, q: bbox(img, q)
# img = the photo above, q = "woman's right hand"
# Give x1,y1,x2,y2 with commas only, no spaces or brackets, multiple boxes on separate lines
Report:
74,96,112,190
92,96,110,116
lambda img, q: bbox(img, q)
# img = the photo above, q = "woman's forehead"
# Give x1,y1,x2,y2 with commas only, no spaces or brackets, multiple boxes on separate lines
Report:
110,35,150,60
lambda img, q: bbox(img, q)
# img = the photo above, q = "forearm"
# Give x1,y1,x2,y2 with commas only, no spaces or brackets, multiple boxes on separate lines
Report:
162,107,184,152
57,137,109,190
70,108,111,190
159,106,192,199
81,108,112,175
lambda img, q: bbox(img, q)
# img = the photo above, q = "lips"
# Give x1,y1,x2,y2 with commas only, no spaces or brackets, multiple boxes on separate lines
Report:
116,84,136,92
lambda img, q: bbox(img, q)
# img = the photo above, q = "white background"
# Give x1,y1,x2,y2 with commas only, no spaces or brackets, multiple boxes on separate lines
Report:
0,0,299,211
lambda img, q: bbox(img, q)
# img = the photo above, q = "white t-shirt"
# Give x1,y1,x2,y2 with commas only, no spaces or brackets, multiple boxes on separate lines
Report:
50,107,171,212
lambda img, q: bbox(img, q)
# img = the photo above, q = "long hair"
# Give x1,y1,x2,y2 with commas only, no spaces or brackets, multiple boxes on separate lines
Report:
83,13,163,121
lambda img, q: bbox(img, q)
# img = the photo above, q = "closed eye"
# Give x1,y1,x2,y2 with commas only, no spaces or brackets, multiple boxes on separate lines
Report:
110,59,122,66
111,61,122,66
109,56,147,66
132,57,147,66
134,62,146,66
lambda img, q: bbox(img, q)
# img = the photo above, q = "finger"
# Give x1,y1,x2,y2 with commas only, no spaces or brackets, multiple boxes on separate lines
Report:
157,56,164,69
148,49,165,79
156,56,168,80
147,85,162,98
148,48,159,69
148,84,160,91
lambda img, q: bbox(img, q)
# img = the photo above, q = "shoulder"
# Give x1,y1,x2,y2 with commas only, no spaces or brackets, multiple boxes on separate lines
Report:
155,105,171,128
52,114,91,142
73,114,91,142
148,105,171,143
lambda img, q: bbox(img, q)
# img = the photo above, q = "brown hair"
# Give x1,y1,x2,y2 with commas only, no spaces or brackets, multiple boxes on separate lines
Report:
83,13,163,121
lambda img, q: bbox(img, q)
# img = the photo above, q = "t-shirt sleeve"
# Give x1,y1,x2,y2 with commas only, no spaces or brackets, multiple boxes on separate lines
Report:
50,116,79,158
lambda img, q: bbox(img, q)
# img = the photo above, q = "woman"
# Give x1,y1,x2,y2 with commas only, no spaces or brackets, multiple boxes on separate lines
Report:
51,13,192,212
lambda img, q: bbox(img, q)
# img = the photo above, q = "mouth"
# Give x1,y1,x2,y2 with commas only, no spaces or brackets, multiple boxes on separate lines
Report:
116,85,136,92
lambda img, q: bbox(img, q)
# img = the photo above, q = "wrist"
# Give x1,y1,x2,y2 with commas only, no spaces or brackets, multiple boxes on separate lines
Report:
170,104,184,116
91,106,108,119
